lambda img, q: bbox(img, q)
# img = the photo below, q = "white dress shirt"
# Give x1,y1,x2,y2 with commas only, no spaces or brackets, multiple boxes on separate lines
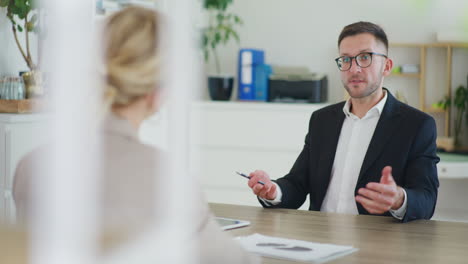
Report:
262,91,407,219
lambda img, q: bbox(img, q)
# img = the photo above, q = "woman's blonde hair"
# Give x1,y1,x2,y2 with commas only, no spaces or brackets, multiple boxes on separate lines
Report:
102,6,161,108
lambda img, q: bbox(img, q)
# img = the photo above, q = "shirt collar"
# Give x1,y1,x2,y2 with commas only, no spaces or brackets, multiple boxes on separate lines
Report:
342,89,388,119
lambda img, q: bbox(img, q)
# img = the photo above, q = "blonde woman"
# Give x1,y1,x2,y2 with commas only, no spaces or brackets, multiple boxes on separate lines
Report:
13,6,258,263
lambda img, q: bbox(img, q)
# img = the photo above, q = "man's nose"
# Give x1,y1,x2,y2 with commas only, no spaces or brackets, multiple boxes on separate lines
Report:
349,59,362,73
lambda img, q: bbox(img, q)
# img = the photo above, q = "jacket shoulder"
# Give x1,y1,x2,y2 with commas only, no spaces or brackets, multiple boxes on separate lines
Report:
396,100,435,123
310,101,345,120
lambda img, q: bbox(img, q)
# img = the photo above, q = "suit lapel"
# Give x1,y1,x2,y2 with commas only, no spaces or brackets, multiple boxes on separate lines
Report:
357,90,402,183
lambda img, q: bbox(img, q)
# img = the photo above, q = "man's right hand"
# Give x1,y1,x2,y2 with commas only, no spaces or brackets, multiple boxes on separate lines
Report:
247,170,277,200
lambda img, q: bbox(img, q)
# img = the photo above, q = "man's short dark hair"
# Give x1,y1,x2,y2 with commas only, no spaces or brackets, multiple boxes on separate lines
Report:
338,21,388,52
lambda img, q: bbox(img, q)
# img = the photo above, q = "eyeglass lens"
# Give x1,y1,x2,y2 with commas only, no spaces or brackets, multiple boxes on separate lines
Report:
337,53,373,71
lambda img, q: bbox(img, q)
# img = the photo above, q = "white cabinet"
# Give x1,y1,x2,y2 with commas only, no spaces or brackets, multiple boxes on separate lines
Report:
437,154,468,179
0,114,50,223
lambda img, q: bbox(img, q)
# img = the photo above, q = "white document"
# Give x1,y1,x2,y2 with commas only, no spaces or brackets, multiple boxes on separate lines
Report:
236,233,358,263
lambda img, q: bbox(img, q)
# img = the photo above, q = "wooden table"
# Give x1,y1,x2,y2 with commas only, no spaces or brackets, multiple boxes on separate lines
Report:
210,203,468,264
2,203,468,264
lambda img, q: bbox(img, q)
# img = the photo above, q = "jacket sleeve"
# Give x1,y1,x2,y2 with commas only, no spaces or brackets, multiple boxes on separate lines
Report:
402,116,440,222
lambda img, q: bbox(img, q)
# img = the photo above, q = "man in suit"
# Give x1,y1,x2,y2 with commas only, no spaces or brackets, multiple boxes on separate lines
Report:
247,21,439,222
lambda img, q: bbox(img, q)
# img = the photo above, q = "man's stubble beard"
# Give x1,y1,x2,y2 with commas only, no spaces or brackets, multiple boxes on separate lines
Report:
343,68,384,99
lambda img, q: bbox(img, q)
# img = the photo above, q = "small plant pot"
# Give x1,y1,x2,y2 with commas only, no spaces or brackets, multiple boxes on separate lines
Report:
208,75,233,101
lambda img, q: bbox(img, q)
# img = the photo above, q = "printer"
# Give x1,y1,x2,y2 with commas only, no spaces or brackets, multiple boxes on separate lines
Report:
268,66,328,103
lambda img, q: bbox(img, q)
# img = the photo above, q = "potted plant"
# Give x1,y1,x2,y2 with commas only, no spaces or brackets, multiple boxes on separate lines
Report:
434,85,468,148
202,0,242,101
0,0,42,98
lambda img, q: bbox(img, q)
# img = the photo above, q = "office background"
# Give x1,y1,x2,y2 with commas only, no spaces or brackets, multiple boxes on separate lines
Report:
2,0,468,112
203,0,468,104
201,0,468,143
1,0,468,222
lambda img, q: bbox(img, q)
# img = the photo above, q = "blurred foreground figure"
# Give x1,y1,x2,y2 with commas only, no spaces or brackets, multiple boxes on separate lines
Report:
13,6,258,263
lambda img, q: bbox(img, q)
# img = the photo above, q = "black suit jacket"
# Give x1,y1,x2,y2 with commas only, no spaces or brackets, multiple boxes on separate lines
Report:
262,90,439,222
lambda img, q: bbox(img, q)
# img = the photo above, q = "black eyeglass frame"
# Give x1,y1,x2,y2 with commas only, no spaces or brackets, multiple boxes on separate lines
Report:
334,52,388,71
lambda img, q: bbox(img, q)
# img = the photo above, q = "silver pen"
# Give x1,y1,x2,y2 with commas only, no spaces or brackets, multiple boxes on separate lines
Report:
236,171,265,185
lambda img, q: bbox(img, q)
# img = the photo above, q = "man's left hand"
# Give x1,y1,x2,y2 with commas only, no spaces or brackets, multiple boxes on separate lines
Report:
355,166,405,214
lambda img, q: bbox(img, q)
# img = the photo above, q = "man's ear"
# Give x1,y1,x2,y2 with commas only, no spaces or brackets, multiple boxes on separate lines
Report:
382,57,393,77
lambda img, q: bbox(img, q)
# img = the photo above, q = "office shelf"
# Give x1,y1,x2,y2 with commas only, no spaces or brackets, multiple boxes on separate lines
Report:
424,105,447,114
389,42,468,137
388,73,421,78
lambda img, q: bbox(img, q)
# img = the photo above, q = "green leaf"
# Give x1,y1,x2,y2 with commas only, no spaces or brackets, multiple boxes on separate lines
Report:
202,0,241,64
8,15,17,25
454,86,467,108
204,0,232,11
214,31,221,43
224,30,230,43
17,24,23,32
11,5,24,19
14,0,25,11
231,30,240,43
234,15,243,25
435,95,451,110
202,32,209,48
12,0,31,19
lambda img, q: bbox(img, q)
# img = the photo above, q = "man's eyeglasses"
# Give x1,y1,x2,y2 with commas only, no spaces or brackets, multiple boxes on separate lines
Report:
335,52,388,71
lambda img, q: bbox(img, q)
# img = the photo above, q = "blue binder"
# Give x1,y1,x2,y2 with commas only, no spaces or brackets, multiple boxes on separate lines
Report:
238,49,265,100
